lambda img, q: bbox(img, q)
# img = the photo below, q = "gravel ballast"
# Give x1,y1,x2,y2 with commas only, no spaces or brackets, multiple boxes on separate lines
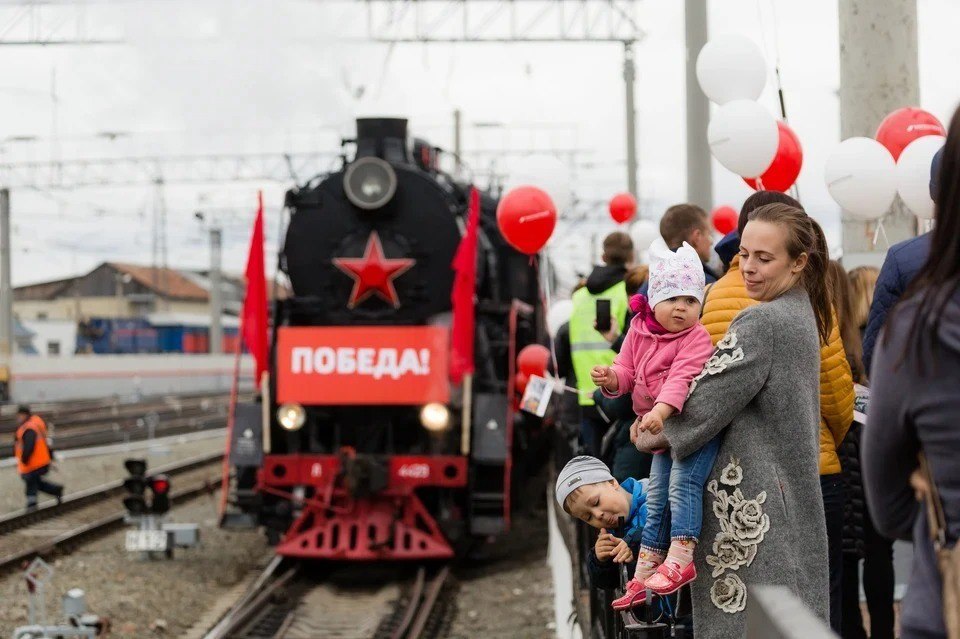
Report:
0,489,268,638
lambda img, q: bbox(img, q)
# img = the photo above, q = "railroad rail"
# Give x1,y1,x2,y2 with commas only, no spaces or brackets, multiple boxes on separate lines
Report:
0,453,222,575
201,563,453,639
0,392,245,457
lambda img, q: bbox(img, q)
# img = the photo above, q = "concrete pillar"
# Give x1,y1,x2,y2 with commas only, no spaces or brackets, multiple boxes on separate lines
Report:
839,0,920,265
685,0,712,210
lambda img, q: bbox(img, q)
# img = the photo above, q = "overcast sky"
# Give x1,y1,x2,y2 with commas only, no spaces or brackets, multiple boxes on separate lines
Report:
1,0,958,288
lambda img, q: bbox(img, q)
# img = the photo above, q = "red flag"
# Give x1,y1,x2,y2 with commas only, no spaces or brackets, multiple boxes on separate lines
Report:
450,187,480,383
242,191,269,386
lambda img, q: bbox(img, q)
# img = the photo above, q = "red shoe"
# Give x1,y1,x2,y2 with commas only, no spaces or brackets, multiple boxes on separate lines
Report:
611,577,647,611
643,560,696,595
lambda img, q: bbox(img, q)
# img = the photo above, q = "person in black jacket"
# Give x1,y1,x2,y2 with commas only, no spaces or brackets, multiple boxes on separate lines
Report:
864,106,960,639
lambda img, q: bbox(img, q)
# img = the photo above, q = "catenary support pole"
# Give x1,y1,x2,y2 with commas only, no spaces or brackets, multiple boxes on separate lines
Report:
839,0,920,266
624,42,639,199
0,189,12,358
209,226,223,354
453,108,462,174
684,0,711,210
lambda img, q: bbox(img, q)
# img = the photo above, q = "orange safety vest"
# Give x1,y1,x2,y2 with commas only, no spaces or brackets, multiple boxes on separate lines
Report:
15,415,51,475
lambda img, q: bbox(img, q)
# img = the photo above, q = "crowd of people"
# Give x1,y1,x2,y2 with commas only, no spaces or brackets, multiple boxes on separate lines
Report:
553,105,960,639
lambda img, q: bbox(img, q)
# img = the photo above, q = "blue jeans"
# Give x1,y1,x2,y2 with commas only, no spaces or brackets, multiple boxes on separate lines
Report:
640,436,721,551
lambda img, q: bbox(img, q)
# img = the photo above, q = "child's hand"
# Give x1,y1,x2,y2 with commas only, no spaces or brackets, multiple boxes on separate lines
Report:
590,366,618,392
611,538,634,564
639,411,664,435
594,321,621,345
594,528,619,562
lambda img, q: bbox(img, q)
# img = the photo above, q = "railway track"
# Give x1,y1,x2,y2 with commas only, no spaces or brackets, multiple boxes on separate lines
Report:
0,392,245,457
0,451,222,575
201,561,454,639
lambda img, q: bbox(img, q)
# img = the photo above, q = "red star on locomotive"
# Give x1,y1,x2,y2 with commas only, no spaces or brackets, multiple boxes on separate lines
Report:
332,231,415,309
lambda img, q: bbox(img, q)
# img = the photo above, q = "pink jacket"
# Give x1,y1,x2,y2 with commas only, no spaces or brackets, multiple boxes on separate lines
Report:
601,315,714,416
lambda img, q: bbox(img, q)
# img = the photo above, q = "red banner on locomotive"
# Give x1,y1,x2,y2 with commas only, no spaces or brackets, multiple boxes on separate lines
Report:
276,326,450,405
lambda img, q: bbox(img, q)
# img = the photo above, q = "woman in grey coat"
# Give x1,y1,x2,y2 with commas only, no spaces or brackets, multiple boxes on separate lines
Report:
662,203,832,638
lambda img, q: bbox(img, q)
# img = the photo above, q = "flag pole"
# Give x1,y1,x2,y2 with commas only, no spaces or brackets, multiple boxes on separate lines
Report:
217,333,243,521
460,373,472,455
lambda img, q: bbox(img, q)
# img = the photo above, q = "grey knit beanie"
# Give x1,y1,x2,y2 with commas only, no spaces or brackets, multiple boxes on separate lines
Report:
555,455,614,510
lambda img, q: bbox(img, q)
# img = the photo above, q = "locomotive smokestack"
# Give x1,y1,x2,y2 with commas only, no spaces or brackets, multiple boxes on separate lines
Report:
355,118,411,165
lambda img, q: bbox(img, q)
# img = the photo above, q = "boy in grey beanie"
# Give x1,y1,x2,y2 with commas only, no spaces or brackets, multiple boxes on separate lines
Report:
556,456,650,599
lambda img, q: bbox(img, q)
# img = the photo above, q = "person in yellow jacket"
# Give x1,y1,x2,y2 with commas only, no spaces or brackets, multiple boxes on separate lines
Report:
14,405,63,510
701,191,854,633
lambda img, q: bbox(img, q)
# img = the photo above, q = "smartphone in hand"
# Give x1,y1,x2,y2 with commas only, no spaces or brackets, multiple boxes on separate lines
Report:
595,298,612,333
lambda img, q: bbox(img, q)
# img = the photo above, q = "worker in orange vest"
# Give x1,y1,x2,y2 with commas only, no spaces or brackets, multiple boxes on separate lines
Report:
14,405,63,510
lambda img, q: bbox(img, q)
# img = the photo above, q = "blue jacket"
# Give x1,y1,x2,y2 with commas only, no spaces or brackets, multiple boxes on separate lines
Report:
862,233,931,372
586,477,649,588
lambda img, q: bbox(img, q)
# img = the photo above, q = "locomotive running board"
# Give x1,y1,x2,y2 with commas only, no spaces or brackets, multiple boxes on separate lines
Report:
275,490,454,561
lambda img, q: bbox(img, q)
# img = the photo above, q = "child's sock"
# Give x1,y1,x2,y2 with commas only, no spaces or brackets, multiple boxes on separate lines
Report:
633,546,666,581
665,539,696,568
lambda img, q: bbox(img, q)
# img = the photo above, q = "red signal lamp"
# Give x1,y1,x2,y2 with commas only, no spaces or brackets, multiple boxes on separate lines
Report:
150,475,170,495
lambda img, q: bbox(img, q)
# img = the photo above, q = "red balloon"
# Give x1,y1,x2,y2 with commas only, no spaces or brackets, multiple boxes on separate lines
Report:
496,186,557,255
711,206,738,235
609,193,637,224
514,372,530,395
744,121,803,192
875,107,946,161
517,344,550,377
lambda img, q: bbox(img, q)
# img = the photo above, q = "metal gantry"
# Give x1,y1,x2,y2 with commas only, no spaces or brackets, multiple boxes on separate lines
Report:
0,1,123,46
359,0,644,43
356,0,644,199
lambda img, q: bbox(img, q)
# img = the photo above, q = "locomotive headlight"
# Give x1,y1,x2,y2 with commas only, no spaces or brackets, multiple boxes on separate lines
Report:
419,403,450,432
343,156,397,210
277,403,306,431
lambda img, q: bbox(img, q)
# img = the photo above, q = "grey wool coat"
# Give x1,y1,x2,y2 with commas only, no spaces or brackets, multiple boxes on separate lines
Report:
663,286,829,638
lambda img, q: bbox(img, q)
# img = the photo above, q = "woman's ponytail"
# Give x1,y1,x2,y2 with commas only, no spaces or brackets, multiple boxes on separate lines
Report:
802,216,833,345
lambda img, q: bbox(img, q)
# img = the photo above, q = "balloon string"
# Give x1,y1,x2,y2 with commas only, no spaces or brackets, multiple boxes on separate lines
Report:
755,176,766,191
872,220,891,249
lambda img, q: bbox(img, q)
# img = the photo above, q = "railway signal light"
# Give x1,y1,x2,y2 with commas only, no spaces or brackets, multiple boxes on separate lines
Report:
122,458,148,515
149,474,170,515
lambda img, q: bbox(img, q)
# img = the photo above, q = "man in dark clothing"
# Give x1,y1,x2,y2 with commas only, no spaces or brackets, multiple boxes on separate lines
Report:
638,204,718,297
14,405,63,510
862,233,932,371
862,146,942,371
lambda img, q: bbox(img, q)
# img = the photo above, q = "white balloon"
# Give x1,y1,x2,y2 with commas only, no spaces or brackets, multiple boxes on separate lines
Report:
708,100,779,178
696,35,768,105
643,237,670,265
629,220,659,263
896,135,945,220
504,154,573,214
824,137,897,221
547,299,574,338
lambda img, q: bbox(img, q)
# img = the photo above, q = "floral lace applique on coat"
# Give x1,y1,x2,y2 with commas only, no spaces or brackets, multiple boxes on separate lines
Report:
705,458,770,613
688,332,745,398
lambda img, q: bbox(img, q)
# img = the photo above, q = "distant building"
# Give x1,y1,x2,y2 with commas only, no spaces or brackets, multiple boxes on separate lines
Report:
13,262,288,355
13,262,288,322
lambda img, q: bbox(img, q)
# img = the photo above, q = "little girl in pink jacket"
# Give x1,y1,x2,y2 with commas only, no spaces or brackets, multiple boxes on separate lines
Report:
591,242,715,610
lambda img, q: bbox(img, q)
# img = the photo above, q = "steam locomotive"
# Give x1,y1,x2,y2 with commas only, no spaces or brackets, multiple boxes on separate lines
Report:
225,118,546,560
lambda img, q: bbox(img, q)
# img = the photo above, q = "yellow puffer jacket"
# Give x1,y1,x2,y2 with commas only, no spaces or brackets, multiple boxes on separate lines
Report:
701,257,855,475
